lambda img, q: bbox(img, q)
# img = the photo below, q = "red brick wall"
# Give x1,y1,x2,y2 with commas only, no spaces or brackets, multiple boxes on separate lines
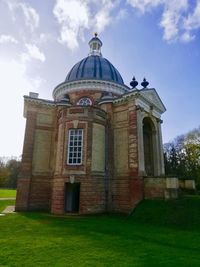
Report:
16,105,55,212
51,105,107,214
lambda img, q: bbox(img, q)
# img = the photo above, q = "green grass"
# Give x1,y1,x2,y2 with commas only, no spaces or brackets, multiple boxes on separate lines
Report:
0,189,16,198
0,196,200,266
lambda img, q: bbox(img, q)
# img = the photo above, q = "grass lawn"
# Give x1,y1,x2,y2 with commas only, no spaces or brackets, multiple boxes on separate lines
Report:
0,196,200,266
0,188,16,198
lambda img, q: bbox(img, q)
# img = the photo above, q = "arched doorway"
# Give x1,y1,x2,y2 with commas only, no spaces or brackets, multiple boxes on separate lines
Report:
143,117,155,176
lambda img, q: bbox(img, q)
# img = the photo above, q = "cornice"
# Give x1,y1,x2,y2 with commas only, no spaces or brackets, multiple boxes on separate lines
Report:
53,79,129,100
113,88,166,115
24,95,56,107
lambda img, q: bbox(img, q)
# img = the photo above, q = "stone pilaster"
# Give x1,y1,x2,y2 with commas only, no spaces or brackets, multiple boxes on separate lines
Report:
136,106,145,176
157,119,165,175
129,105,143,209
152,126,160,176
15,111,37,211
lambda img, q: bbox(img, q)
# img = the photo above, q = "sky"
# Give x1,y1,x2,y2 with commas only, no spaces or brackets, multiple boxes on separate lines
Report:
0,0,200,157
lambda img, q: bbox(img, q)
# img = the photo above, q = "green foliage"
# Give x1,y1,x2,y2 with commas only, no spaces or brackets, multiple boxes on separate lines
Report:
0,160,9,187
0,157,21,188
164,127,200,184
1,197,200,266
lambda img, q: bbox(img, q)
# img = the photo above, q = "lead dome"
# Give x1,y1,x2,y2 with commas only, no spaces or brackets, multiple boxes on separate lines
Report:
53,34,128,100
65,55,124,85
65,34,123,85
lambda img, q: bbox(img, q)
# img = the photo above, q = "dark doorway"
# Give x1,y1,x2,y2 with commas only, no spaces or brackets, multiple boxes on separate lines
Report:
65,183,80,212
143,118,154,176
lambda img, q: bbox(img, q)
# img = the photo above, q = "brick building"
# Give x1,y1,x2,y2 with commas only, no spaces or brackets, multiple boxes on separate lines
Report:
16,34,170,215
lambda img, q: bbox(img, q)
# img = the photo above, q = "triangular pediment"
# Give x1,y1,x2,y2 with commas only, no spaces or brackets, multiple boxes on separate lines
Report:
139,88,166,113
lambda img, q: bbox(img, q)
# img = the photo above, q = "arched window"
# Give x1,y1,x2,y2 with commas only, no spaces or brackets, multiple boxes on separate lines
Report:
143,117,155,176
77,97,92,106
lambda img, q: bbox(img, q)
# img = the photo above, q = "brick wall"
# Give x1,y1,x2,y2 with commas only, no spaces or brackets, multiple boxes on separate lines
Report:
16,101,55,211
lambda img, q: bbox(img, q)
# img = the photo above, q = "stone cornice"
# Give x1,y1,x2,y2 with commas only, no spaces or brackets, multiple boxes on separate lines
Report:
23,96,56,118
113,88,166,115
24,95,56,106
53,79,129,100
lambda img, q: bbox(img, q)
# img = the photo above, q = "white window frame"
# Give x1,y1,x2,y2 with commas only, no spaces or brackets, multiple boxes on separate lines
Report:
67,129,83,165
77,97,92,106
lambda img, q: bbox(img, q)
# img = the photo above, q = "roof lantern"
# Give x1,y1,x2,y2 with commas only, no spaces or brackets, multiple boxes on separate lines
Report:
88,32,102,57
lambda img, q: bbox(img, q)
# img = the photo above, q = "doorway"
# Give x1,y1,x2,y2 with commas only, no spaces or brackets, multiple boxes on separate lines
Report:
65,183,80,212
143,117,154,176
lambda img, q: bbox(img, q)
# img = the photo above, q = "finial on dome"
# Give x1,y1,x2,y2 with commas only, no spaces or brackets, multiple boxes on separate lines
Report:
88,33,102,57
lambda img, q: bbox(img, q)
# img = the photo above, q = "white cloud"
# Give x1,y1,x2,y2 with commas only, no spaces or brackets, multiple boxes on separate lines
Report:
94,1,117,33
127,0,162,14
53,0,89,50
162,1,188,42
53,0,121,50
0,34,18,44
19,2,39,32
184,0,200,31
5,0,39,32
38,33,54,44
22,44,46,62
159,1,188,42
53,0,200,48
181,31,195,42
126,0,200,43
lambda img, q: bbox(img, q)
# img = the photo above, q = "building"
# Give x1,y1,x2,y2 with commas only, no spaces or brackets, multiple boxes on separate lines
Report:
16,34,173,215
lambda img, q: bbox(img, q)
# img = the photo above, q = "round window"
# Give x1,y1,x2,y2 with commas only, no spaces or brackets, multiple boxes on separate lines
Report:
77,97,92,106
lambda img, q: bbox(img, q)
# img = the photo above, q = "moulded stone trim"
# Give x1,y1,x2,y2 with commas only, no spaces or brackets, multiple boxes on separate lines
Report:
53,80,129,100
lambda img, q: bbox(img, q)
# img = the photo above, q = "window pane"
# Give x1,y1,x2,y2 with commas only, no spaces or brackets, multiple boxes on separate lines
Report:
67,129,83,165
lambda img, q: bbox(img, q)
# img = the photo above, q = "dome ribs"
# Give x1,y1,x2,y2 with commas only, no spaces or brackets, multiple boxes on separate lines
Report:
93,55,97,78
65,55,124,85
80,57,89,78
104,58,115,81
97,56,103,79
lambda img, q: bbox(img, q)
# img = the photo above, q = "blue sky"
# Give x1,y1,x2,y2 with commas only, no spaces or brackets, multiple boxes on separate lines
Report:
0,0,200,157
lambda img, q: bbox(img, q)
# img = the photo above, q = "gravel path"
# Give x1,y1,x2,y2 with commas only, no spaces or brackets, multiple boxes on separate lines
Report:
2,205,15,213
0,197,15,200
0,198,16,215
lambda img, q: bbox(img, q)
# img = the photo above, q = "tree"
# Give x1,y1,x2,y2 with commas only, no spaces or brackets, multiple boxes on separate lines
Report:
5,159,21,188
184,127,200,183
164,127,200,184
0,159,9,187
0,157,21,188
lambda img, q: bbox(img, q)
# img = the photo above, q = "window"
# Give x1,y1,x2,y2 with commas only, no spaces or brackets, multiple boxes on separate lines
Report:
77,97,92,106
67,129,83,165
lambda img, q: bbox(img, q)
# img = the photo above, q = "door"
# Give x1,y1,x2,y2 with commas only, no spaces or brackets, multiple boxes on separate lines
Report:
65,183,80,212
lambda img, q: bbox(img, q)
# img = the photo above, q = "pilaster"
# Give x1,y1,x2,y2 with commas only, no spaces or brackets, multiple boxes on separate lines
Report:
16,110,37,211
136,106,145,176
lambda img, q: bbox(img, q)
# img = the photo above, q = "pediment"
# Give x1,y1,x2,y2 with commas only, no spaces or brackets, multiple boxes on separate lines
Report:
139,88,166,113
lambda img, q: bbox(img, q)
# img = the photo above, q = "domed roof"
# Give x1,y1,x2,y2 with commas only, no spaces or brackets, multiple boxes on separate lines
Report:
65,33,124,85
65,55,124,85
53,34,128,101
